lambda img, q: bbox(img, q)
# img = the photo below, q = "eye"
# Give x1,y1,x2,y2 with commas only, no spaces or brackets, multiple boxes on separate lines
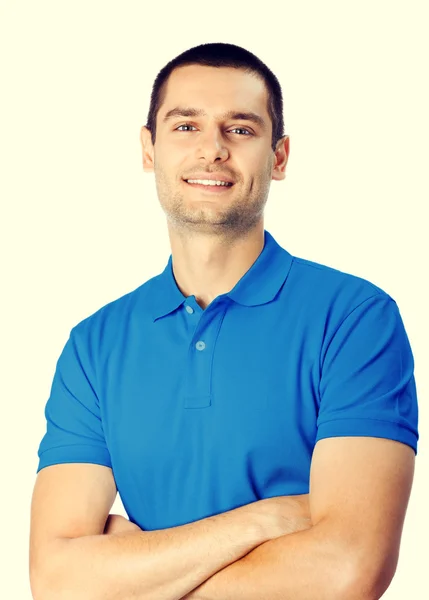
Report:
229,127,252,136
175,123,252,136
176,124,197,132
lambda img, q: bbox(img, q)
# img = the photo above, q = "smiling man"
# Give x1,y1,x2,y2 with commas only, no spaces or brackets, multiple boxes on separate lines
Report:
30,43,418,600
142,62,283,313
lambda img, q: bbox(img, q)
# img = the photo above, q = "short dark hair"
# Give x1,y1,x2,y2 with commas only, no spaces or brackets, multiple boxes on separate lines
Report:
144,43,285,152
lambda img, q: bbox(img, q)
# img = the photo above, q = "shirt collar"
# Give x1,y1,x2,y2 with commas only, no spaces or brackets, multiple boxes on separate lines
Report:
149,229,294,322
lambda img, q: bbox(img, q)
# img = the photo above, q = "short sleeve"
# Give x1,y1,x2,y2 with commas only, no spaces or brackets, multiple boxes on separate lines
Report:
316,293,419,454
36,325,112,473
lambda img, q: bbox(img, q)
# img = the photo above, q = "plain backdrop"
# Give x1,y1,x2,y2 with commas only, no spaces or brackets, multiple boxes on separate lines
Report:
1,1,427,598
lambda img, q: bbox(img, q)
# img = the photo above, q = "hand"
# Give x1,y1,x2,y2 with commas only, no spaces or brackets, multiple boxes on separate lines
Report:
104,516,202,600
179,589,204,600
103,513,142,535
239,494,312,541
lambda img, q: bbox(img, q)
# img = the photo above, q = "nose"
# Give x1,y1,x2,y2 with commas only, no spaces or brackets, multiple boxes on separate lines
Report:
196,126,229,163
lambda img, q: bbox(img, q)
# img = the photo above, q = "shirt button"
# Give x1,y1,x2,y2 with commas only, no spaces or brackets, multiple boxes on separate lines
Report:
196,341,206,351
186,305,194,314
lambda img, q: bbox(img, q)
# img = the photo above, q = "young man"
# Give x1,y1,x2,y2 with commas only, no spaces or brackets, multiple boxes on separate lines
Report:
30,43,418,600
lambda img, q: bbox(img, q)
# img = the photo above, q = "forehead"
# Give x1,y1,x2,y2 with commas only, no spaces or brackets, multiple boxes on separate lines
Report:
160,65,270,123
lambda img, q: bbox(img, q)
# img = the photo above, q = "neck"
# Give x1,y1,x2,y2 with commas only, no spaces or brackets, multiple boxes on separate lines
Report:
168,222,265,310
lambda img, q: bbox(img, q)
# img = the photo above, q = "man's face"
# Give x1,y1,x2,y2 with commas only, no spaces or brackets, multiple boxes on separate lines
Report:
141,65,288,237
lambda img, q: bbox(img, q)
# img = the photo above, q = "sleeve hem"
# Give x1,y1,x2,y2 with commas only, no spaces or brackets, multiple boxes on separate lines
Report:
37,444,112,473
316,417,418,455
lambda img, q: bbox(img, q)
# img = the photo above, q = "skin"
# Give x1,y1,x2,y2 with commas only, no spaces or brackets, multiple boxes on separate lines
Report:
104,67,416,599
109,74,295,538
104,498,313,538
140,64,290,310
103,514,141,535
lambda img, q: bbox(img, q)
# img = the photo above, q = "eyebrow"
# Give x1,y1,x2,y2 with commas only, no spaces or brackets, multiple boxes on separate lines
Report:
162,106,267,131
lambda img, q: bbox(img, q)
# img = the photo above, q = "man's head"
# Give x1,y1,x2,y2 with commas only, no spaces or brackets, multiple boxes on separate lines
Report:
140,43,289,239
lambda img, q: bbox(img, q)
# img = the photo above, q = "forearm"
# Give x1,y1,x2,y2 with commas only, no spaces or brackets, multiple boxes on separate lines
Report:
184,519,357,600
40,510,265,600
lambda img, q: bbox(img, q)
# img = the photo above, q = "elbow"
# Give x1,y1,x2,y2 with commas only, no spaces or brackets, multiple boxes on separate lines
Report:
30,564,55,600
30,539,75,600
338,554,398,600
30,551,52,600
29,568,42,600
30,565,59,600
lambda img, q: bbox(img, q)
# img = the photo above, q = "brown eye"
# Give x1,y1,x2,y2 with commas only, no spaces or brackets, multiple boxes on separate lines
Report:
176,124,196,131
175,124,252,136
229,128,252,135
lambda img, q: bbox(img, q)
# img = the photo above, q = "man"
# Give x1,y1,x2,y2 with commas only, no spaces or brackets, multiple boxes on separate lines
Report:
30,43,418,600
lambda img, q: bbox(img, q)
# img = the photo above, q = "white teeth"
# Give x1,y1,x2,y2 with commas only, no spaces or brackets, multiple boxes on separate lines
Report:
187,179,232,186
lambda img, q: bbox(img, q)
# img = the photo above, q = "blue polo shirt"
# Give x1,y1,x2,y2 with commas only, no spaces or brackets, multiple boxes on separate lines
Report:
36,229,419,531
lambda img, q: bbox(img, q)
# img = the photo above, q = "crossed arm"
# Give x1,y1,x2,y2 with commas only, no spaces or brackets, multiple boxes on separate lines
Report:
113,436,415,600
181,436,415,600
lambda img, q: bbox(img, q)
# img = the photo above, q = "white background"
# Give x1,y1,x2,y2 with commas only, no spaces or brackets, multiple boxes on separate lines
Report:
1,1,427,598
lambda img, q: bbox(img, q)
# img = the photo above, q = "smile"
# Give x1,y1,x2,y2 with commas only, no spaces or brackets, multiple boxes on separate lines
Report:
185,179,233,187
183,180,234,193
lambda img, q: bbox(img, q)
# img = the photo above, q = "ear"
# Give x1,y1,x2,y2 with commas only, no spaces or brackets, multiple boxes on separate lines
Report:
271,135,290,182
140,126,155,173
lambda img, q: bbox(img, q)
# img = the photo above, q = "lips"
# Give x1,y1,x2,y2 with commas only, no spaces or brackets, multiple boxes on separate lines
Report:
183,174,235,185
185,180,233,187
183,179,234,193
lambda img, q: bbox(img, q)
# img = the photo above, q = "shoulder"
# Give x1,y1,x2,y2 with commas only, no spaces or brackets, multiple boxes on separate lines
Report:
288,254,393,324
69,274,158,350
